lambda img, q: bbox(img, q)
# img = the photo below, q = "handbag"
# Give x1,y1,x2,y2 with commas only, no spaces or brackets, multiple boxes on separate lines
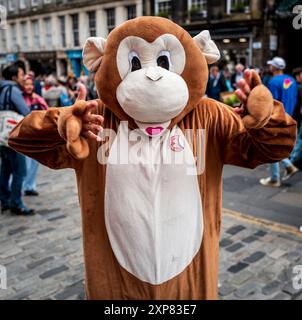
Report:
0,110,24,146
0,84,24,147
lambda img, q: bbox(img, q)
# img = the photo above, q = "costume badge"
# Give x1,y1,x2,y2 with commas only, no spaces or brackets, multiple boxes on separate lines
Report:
170,135,185,152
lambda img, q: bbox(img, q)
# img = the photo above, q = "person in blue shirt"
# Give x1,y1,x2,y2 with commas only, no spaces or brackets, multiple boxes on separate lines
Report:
0,63,35,215
291,67,302,169
260,57,298,187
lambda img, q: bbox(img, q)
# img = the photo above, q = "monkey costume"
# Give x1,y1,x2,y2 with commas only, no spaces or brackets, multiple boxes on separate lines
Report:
9,17,296,299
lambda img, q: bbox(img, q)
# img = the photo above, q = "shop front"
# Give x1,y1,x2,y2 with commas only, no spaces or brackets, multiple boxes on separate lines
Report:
212,29,253,69
0,53,17,73
66,50,87,78
24,51,56,76
189,27,253,69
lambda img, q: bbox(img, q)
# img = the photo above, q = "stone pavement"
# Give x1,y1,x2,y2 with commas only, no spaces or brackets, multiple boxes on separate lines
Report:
0,166,302,300
223,164,302,227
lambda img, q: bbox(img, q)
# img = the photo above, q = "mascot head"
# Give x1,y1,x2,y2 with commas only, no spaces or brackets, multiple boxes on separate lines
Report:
83,16,220,131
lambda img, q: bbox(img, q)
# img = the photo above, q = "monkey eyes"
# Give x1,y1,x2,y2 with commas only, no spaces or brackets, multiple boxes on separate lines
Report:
157,55,169,70
131,56,142,72
128,51,142,72
128,50,171,73
157,51,171,71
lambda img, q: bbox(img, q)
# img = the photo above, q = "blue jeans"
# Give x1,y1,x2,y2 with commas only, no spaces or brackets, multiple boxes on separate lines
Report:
24,157,39,191
0,147,27,208
270,158,293,181
291,123,302,164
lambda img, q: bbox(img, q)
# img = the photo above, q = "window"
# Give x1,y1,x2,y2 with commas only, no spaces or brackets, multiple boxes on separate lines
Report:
31,0,39,6
227,0,250,14
44,0,51,4
155,0,171,17
0,4,7,29
21,21,28,50
10,23,17,50
44,17,52,47
188,0,207,17
71,14,79,46
87,11,96,37
126,5,136,20
20,0,27,9
9,0,16,11
31,20,40,49
59,16,66,48
106,8,115,34
0,30,6,52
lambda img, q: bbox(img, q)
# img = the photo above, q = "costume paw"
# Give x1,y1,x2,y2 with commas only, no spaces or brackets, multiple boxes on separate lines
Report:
235,69,274,129
57,101,90,160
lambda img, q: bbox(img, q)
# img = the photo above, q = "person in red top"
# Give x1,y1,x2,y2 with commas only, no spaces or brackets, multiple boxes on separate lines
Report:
23,75,48,111
22,75,48,196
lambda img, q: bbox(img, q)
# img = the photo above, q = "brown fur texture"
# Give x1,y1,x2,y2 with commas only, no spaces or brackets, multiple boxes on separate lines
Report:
96,17,208,129
8,17,297,299
8,98,296,299
243,84,274,129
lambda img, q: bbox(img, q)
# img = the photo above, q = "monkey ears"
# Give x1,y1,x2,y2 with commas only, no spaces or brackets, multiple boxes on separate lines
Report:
193,30,220,64
82,37,107,72
82,31,219,71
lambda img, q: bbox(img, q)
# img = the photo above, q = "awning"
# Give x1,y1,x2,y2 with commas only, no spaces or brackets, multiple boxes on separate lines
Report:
189,27,252,39
25,51,56,60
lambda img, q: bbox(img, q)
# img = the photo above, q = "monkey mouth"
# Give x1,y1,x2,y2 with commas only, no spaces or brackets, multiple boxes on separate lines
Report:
145,126,164,136
135,120,171,137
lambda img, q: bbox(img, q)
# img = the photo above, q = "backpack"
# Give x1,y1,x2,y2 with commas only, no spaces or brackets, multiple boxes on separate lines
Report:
0,84,24,147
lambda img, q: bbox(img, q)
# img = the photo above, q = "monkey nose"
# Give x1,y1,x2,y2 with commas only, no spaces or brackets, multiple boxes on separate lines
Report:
145,67,163,81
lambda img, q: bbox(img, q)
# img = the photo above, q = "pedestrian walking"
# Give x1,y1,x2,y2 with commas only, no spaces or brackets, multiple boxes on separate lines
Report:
260,57,298,187
0,63,35,215
260,66,272,88
206,65,228,101
231,63,245,90
22,75,48,196
66,75,78,104
291,67,302,169
58,76,73,107
28,70,42,96
223,67,233,92
42,75,66,107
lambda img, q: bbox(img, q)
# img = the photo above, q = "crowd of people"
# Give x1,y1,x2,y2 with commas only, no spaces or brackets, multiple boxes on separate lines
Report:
0,62,97,215
206,57,302,187
30,71,98,108
0,57,302,216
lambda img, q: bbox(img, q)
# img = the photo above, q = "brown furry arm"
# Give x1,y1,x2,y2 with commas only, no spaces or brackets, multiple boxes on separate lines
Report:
207,99,297,169
8,100,103,169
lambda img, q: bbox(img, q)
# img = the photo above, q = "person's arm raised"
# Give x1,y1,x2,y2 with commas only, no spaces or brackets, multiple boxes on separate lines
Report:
8,84,104,169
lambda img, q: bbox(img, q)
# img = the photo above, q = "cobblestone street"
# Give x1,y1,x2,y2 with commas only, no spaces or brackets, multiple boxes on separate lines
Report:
0,166,302,300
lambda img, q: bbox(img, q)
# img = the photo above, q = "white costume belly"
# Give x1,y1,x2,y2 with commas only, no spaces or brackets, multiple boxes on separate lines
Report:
104,123,203,285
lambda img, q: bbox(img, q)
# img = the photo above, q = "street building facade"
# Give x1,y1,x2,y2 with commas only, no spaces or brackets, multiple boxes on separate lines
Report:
0,0,301,75
0,0,143,76
144,0,302,72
